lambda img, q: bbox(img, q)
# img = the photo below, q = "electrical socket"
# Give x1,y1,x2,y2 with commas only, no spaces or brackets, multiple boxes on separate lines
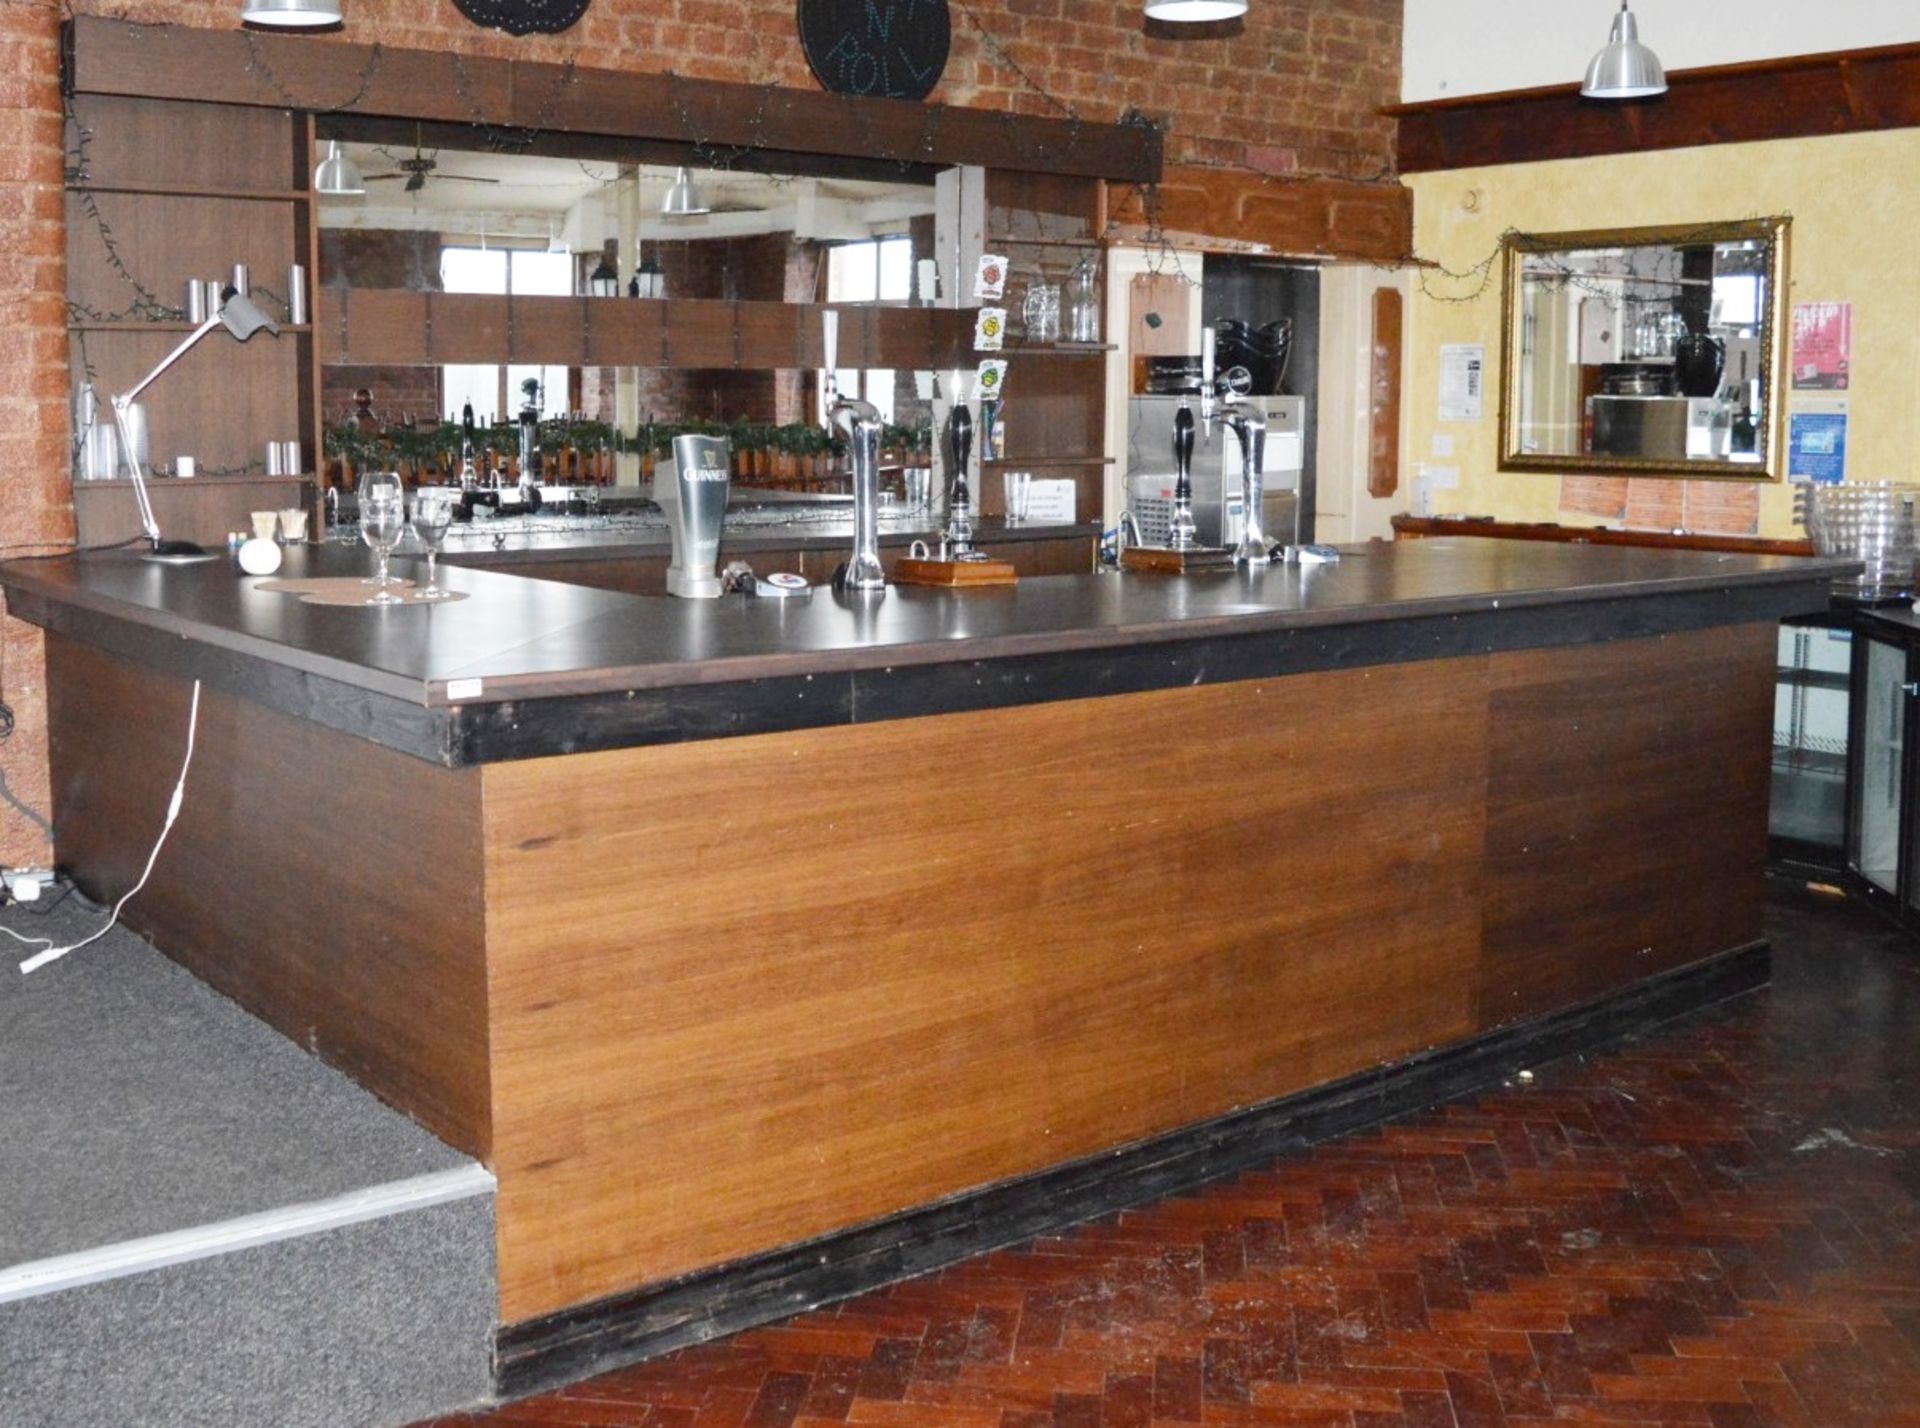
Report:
3,867,54,902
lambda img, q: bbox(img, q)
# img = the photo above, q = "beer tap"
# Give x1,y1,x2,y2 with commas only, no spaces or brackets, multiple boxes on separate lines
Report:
458,401,478,492
945,399,977,559
824,311,885,590
1169,403,1198,550
1202,326,1270,566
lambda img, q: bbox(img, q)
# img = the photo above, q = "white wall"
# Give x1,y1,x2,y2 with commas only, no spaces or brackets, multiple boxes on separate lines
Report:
1402,2,1920,102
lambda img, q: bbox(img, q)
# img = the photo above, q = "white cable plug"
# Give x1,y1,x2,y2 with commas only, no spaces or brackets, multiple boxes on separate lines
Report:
17,679,201,975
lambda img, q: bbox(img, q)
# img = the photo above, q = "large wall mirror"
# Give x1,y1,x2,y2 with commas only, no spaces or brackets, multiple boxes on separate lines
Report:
316,139,949,487
1498,219,1790,481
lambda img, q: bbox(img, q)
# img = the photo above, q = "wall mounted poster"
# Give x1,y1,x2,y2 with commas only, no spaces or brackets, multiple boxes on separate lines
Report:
1438,344,1483,421
1788,404,1848,485
1791,302,1851,390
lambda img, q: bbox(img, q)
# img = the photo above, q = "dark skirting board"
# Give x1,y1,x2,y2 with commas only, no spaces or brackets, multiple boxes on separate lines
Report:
493,939,1769,1398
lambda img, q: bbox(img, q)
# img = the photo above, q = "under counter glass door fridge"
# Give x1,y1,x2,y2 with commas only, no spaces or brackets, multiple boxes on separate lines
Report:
1847,630,1912,903
1772,618,1851,871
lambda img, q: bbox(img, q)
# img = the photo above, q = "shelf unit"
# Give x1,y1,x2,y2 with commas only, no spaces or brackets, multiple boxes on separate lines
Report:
980,172,1110,523
65,92,319,548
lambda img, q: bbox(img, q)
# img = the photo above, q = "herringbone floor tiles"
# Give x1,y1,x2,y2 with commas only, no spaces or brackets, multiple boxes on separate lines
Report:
422,891,1920,1427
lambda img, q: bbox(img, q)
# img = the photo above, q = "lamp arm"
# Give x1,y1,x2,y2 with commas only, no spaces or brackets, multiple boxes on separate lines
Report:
118,313,224,407
110,393,160,545
111,314,221,549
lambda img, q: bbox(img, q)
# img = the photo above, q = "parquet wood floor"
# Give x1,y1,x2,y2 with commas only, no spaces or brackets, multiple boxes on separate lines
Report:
420,887,1920,1427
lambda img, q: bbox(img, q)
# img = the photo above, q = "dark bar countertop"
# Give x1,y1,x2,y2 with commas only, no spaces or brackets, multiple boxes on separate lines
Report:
0,538,1845,765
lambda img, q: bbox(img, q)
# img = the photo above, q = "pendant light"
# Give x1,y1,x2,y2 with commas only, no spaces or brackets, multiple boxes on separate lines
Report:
1581,1,1667,100
661,167,710,218
1143,0,1246,22
241,0,343,27
312,140,365,197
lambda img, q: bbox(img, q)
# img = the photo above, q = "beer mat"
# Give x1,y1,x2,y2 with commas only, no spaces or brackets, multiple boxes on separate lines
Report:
256,577,469,607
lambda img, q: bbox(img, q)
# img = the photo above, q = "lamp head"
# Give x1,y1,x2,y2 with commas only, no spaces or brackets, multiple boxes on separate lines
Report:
661,167,711,218
1581,1,1667,100
219,288,281,341
313,140,366,197
241,0,343,28
1143,0,1246,19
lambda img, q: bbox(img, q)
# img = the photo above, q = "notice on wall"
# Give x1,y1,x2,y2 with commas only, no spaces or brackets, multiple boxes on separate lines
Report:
1788,400,1849,485
1791,302,1851,390
1438,344,1484,421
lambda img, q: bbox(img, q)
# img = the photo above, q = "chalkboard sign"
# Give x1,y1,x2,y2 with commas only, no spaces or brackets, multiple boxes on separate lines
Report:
452,0,589,35
798,0,951,101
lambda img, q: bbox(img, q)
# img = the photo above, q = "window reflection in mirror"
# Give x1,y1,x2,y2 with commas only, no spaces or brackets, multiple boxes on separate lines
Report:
316,147,939,471
1499,219,1789,481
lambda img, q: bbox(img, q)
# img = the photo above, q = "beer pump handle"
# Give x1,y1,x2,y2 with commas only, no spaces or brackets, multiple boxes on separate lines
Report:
1173,403,1194,498
822,310,839,406
1200,326,1217,435
949,403,972,497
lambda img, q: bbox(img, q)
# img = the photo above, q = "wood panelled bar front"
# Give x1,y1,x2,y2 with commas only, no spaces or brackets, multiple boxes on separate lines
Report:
0,539,1841,1391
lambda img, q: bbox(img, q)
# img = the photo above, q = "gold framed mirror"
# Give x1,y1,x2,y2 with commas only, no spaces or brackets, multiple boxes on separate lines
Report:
1498,218,1790,481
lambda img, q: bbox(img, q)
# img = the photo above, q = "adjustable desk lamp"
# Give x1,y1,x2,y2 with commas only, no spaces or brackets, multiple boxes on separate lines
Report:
112,287,281,562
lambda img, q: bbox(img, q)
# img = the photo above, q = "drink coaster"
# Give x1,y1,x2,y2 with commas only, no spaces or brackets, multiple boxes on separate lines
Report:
256,577,469,607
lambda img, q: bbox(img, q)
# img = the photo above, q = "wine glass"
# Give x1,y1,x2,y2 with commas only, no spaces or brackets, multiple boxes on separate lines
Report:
411,488,456,600
358,471,406,605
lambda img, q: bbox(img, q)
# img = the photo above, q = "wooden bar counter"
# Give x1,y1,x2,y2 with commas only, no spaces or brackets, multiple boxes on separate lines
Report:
0,537,1843,1392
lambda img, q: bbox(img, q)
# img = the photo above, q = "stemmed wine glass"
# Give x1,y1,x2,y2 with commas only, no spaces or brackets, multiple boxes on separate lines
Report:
411,488,456,600
358,471,406,605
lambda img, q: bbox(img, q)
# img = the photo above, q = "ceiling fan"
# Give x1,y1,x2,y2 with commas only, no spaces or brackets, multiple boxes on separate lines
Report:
362,134,502,195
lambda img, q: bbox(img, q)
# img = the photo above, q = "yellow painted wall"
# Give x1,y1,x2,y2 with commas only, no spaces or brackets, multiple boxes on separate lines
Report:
1402,128,1920,538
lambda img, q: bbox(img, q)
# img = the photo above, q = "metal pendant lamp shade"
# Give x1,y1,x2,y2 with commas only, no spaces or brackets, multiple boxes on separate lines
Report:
1144,0,1246,20
241,0,343,27
313,141,365,196
661,167,711,218
1581,1,1667,99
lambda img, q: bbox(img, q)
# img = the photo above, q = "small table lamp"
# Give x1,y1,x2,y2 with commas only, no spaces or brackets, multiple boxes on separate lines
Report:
112,287,281,562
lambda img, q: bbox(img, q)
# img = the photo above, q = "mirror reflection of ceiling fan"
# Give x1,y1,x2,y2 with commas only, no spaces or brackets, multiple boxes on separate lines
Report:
363,132,502,195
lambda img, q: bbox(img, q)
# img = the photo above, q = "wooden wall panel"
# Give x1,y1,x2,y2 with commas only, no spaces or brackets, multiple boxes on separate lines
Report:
44,635,493,1157
482,659,1492,1320
1368,288,1402,500
69,16,1161,184
1106,169,1414,263
1477,624,1774,1027
317,290,975,372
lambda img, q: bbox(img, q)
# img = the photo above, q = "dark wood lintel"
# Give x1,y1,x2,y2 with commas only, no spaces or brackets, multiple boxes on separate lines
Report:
64,15,1162,184
1389,41,1920,172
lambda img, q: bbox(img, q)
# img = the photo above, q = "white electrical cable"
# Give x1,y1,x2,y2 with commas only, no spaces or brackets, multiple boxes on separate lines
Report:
18,680,201,975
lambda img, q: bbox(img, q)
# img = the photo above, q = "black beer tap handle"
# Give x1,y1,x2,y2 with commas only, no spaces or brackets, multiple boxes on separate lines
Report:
948,405,973,507
1173,403,1194,504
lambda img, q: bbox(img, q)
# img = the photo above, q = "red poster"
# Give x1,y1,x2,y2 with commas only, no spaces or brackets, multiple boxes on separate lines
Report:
1792,302,1851,390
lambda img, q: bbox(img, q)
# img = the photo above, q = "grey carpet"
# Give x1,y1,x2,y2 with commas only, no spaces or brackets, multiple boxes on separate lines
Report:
0,898,471,1267
0,1195,495,1428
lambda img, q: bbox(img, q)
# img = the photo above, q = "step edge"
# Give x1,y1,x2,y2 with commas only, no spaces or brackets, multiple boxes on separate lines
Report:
0,1163,496,1307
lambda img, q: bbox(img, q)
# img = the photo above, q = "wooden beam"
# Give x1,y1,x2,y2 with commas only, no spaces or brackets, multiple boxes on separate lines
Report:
1104,167,1412,263
66,16,1161,185
315,289,978,371
1388,42,1920,173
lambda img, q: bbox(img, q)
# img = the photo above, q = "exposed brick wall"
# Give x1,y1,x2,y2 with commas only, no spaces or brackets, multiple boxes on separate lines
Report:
321,365,445,427
0,0,1402,865
0,0,74,864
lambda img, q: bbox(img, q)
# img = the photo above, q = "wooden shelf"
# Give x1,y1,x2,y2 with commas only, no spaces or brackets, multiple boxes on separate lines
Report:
70,322,313,333
987,235,1105,250
983,456,1113,468
1001,341,1115,355
74,473,311,487
68,181,309,202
